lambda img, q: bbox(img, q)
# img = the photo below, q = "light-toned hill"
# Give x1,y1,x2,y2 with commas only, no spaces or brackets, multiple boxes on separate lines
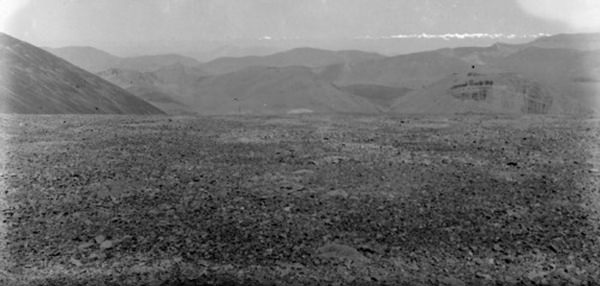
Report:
525,33,600,51
492,47,582,80
0,33,164,114
390,72,596,115
188,66,381,114
490,47,600,114
43,46,120,73
100,64,383,115
97,68,158,89
336,84,411,109
435,43,522,67
331,51,472,89
116,54,200,72
97,66,201,115
45,46,201,73
202,47,384,75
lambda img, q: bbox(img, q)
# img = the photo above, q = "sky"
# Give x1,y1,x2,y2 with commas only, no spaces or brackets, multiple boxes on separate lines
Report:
1,0,599,56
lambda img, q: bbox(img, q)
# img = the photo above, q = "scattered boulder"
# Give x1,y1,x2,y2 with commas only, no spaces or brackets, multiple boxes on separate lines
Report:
322,155,349,164
316,243,370,263
280,181,305,192
78,242,94,250
94,235,106,244
69,257,83,267
525,269,551,281
325,189,349,199
475,272,493,280
100,240,115,249
292,169,315,176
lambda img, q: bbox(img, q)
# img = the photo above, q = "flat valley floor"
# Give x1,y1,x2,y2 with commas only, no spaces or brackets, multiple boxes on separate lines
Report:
1,114,600,285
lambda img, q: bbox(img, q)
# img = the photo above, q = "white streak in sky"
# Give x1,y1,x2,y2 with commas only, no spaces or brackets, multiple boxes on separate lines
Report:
255,33,550,41
358,33,551,40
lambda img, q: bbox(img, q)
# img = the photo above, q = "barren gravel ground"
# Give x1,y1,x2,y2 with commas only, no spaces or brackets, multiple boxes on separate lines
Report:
0,114,599,285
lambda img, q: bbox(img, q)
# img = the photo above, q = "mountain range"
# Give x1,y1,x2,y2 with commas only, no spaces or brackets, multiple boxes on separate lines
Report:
3,32,599,115
44,46,201,73
201,47,385,75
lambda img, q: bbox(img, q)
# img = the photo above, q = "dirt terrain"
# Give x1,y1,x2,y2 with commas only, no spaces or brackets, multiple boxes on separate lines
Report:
0,114,599,285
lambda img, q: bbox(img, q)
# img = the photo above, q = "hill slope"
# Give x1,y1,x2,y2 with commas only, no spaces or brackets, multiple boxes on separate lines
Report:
390,72,595,115
491,47,599,82
45,46,201,73
188,66,381,114
525,33,600,51
87,33,600,116
42,46,120,73
202,47,384,75
330,51,472,89
490,47,600,113
0,33,164,114
336,84,411,109
116,54,201,72
100,64,383,115
97,64,207,114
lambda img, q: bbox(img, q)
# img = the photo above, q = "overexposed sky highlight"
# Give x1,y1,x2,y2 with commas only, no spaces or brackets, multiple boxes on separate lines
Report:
517,0,600,32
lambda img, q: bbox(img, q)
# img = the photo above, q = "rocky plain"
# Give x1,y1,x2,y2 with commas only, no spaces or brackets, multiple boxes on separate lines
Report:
1,113,599,285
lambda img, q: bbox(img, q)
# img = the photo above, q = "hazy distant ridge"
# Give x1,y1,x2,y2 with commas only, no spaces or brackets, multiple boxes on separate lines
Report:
36,33,600,115
45,46,201,73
